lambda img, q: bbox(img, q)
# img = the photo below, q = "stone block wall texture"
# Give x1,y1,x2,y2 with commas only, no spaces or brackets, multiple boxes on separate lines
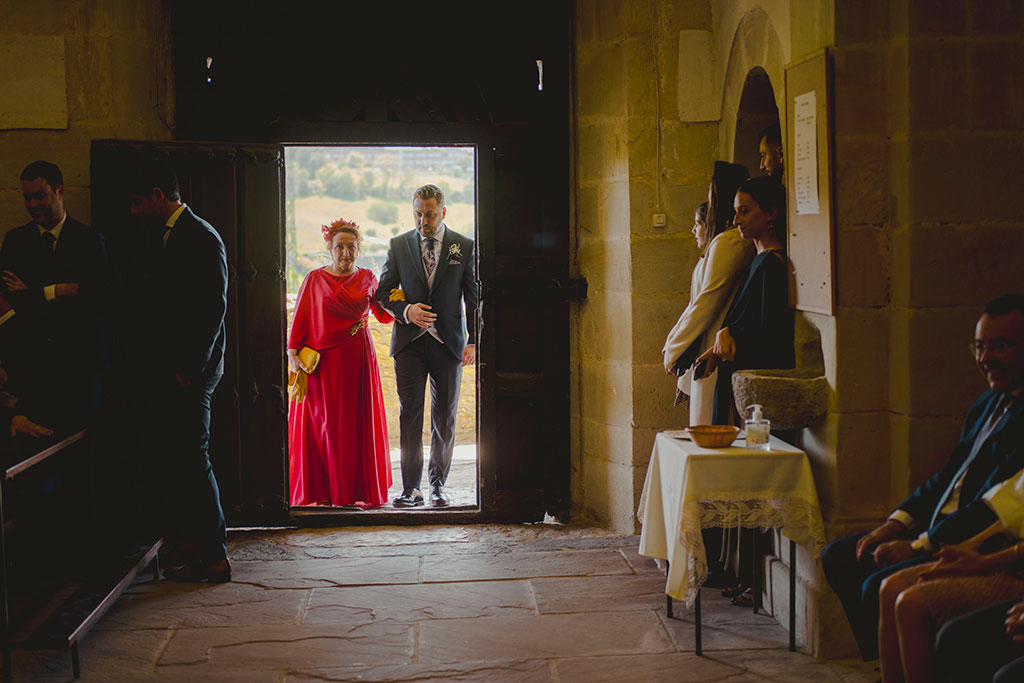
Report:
0,0,173,241
572,0,717,532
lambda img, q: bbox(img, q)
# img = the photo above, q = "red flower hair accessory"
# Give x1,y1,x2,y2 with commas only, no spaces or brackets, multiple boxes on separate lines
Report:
321,217,361,242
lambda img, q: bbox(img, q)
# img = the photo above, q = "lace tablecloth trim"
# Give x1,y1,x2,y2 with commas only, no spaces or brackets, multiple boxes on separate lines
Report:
676,498,826,608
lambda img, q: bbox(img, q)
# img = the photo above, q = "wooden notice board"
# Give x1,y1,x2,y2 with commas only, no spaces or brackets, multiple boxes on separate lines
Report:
784,48,834,315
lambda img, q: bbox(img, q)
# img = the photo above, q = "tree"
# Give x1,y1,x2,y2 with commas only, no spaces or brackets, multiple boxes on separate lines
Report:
368,202,399,225
345,152,365,170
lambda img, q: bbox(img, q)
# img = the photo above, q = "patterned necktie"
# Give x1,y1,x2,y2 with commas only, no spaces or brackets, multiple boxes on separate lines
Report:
424,237,437,277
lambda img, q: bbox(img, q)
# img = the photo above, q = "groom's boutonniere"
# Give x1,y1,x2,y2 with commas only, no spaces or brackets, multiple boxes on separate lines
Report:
447,243,462,260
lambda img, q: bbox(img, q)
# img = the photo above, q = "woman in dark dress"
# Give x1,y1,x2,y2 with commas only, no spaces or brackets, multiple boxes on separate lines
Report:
694,175,795,604
696,175,794,425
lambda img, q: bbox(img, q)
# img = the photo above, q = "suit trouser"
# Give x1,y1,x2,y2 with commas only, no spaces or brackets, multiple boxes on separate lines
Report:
394,334,462,490
821,533,931,660
152,373,227,563
936,598,1024,683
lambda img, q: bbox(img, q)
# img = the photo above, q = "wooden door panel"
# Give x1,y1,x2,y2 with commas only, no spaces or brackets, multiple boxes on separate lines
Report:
90,140,286,525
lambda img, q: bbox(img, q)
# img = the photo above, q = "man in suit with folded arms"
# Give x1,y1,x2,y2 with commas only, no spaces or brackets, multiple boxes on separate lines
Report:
0,160,106,426
822,293,1024,660
377,184,478,508
127,155,230,582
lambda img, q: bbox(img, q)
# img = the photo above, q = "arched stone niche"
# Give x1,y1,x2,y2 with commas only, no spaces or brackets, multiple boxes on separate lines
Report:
732,66,779,178
719,7,786,171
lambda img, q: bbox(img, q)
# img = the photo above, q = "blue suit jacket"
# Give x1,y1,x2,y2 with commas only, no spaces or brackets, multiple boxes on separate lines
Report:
896,390,1024,546
376,227,478,361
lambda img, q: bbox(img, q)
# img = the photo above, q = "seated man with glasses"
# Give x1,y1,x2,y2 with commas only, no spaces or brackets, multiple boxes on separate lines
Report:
822,293,1024,661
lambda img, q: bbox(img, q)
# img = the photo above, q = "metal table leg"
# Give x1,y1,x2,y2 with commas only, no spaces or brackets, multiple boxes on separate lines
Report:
789,539,796,652
665,561,673,618
752,528,761,614
695,588,702,656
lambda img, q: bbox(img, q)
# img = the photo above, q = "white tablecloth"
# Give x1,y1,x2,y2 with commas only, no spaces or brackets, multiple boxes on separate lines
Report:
638,432,826,606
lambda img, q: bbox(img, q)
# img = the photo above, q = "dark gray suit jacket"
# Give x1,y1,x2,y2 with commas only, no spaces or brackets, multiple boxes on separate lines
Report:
150,206,228,385
376,226,478,361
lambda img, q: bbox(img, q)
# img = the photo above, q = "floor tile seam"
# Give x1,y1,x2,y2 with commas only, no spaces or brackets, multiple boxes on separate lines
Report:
414,571,636,584
298,587,313,624
148,627,176,673
525,578,541,615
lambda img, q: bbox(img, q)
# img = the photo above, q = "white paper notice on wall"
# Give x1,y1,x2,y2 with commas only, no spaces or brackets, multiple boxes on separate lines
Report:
793,91,819,215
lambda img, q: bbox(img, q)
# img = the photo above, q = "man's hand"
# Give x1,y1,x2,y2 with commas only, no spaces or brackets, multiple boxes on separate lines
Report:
1,271,27,292
874,540,915,567
407,303,437,329
1006,602,1024,643
462,344,475,367
10,415,53,438
54,282,80,299
856,519,906,561
713,327,737,362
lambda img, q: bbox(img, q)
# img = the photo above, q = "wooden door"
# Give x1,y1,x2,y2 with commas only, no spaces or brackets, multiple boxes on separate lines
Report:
90,140,287,525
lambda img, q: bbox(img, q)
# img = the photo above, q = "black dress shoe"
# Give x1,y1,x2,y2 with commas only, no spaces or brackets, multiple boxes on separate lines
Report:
393,488,424,507
431,483,450,507
163,558,232,583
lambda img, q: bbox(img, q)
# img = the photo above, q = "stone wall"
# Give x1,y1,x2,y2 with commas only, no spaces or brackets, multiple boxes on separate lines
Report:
573,0,715,531
0,0,174,240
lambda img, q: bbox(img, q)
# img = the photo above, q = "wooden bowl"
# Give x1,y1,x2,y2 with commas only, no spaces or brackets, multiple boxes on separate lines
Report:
685,425,740,448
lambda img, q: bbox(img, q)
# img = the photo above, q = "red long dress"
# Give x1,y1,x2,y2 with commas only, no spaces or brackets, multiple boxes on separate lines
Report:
288,267,394,507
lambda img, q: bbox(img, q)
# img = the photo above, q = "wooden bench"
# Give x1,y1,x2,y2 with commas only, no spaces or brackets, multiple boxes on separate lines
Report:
0,430,161,681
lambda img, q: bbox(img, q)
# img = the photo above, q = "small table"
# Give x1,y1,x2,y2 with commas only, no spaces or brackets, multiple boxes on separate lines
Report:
638,432,826,653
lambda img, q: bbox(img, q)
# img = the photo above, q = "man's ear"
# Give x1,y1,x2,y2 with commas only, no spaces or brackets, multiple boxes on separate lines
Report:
54,184,64,200
150,187,166,202
441,205,447,220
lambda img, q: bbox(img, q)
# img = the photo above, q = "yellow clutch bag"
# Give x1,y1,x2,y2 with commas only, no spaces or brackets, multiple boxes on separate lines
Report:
287,347,321,402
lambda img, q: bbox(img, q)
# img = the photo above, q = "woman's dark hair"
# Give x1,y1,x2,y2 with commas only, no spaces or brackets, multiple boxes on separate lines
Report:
704,161,749,245
736,175,786,234
696,202,708,224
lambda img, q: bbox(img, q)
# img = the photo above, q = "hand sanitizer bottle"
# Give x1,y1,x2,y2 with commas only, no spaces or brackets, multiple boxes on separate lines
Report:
745,404,771,450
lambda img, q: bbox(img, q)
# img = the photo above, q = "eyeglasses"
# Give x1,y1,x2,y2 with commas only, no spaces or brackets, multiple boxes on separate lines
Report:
969,339,1024,356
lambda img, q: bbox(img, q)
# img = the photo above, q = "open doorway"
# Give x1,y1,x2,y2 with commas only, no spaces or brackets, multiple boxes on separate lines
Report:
284,145,478,511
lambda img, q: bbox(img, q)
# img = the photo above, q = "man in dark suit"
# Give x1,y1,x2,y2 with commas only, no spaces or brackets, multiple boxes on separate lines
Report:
377,184,478,508
127,156,230,582
822,293,1024,660
0,160,106,426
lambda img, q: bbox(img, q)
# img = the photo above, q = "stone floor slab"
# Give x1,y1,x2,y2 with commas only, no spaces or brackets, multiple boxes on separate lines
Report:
418,611,674,662
619,544,666,575
530,575,666,613
158,622,412,671
304,580,536,625
11,628,171,681
554,652,744,682
421,548,632,582
230,555,420,588
286,659,552,682
655,610,790,655
97,580,308,630
700,649,851,681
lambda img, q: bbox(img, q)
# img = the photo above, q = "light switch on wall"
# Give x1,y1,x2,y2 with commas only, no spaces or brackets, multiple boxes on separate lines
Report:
652,213,667,228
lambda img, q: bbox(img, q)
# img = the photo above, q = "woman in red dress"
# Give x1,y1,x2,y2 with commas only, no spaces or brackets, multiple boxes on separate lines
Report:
287,218,394,507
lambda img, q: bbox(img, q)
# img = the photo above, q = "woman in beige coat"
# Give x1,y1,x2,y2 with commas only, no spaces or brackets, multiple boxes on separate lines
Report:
663,162,753,425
